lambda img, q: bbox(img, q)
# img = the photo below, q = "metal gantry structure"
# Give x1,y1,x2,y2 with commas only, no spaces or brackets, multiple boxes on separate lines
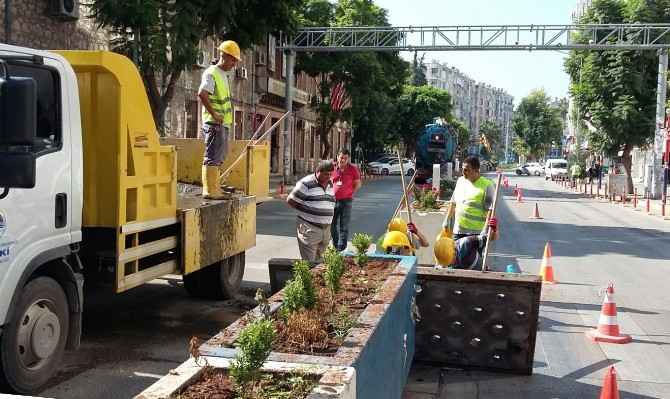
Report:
280,24,670,52
278,25,670,196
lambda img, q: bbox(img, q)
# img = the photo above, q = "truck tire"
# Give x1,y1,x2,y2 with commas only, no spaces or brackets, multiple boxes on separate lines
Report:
183,252,245,300
0,277,69,394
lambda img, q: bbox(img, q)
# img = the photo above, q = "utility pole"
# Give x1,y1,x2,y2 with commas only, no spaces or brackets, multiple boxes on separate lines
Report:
649,49,668,199
283,49,295,185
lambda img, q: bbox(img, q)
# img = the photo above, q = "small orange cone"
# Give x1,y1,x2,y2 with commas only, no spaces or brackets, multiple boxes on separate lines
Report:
530,202,543,219
516,188,523,203
586,284,632,344
539,242,555,284
598,366,620,399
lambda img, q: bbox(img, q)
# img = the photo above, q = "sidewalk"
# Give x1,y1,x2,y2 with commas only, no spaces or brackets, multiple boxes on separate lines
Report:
551,177,670,222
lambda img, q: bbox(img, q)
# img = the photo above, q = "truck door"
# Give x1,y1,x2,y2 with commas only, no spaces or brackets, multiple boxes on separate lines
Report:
0,57,73,325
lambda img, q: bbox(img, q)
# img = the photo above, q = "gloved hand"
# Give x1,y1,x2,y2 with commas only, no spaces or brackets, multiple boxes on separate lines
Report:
487,217,498,233
407,222,418,234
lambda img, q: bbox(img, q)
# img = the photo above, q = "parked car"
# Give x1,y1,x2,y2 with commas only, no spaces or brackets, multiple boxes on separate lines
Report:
520,162,544,176
545,159,569,180
367,155,396,168
516,164,530,176
372,158,415,175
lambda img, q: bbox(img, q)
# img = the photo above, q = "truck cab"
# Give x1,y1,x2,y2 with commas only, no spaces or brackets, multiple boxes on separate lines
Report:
0,45,257,394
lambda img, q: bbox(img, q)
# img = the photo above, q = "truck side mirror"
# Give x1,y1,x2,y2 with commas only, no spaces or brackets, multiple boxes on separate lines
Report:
0,61,38,191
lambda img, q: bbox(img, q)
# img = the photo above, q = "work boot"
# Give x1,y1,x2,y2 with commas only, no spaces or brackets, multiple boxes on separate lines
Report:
202,165,229,200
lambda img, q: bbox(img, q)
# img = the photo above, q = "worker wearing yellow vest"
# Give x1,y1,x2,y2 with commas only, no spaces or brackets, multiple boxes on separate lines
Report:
197,40,240,199
442,156,495,240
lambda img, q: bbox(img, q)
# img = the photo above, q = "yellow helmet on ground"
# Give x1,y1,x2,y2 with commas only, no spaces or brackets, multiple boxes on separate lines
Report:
434,236,456,266
218,40,241,60
387,217,408,233
381,231,412,252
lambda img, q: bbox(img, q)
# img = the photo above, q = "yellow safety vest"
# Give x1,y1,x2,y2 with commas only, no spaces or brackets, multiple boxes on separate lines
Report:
202,66,233,126
455,177,493,232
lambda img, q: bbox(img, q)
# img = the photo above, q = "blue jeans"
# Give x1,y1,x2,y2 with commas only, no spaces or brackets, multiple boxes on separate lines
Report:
331,199,352,251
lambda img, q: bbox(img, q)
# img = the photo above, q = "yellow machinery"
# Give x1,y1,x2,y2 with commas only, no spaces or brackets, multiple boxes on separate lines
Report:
57,51,256,297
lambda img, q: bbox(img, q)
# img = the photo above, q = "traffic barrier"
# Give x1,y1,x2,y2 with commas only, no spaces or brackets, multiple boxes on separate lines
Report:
598,366,620,399
633,188,638,208
646,196,651,213
663,196,667,218
529,203,543,219
590,182,594,197
586,284,631,344
539,242,555,284
597,184,600,198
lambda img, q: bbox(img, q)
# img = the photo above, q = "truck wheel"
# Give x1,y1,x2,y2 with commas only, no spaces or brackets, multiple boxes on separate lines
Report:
0,277,69,394
183,252,245,300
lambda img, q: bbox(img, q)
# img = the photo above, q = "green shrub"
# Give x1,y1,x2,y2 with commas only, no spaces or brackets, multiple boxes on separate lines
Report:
323,245,345,294
352,233,373,267
230,318,276,386
292,260,316,308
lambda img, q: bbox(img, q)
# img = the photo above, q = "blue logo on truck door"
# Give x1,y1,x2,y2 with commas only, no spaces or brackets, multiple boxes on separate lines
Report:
0,242,11,263
0,212,5,238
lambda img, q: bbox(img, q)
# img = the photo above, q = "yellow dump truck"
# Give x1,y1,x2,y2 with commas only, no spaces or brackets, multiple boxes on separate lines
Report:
0,46,263,393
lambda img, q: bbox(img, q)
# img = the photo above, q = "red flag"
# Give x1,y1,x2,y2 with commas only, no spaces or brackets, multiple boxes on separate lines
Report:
330,82,346,113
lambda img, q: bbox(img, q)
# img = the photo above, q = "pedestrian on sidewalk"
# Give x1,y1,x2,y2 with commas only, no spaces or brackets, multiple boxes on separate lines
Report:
570,162,583,187
198,40,240,200
441,156,494,240
331,149,362,251
287,161,336,262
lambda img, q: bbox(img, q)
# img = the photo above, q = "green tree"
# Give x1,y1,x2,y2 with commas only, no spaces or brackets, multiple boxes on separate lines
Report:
296,0,408,158
411,52,427,86
448,118,470,160
479,120,501,161
394,85,453,156
88,0,302,132
512,89,563,160
565,0,670,193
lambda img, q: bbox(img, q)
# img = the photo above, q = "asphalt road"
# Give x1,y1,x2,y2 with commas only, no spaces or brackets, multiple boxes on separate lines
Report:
405,173,670,398
38,175,404,399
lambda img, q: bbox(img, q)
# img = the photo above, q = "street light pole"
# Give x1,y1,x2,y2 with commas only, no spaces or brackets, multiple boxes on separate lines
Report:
650,49,668,198
283,49,295,185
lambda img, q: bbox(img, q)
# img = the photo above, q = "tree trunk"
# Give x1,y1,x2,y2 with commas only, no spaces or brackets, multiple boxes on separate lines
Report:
621,143,634,194
143,67,182,136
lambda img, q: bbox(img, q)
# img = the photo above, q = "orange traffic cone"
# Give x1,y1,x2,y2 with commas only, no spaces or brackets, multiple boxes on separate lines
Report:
539,242,555,284
598,366,620,399
586,284,632,344
530,203,543,219
516,188,523,203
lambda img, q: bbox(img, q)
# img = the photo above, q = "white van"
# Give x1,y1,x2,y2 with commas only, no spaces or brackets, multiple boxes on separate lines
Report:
545,159,569,180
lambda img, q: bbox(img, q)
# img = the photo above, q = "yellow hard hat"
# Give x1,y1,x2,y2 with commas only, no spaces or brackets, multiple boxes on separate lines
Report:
387,218,408,233
218,40,241,60
381,231,412,252
434,236,456,266
435,228,453,241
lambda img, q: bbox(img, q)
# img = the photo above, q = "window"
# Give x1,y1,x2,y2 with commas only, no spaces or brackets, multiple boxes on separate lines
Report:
7,62,61,154
268,35,276,72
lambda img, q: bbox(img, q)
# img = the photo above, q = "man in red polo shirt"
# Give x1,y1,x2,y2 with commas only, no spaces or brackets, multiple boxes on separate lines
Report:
331,149,362,251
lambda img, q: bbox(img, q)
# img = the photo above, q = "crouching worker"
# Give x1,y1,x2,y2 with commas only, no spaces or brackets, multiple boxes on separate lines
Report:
376,218,429,255
434,217,498,269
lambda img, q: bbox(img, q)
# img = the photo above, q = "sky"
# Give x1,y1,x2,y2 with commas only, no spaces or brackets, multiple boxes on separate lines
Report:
374,0,578,105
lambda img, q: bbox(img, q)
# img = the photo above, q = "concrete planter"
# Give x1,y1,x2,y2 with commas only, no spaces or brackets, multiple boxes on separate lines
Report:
135,356,355,399
201,254,418,399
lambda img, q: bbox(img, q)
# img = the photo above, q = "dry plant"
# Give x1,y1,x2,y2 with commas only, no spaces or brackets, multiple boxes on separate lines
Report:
279,309,329,353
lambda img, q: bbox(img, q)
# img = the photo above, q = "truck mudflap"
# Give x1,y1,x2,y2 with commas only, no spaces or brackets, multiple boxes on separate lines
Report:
179,193,256,275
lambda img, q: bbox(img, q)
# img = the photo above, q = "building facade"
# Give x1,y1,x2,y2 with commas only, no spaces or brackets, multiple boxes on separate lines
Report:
1,1,347,180
424,60,514,159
